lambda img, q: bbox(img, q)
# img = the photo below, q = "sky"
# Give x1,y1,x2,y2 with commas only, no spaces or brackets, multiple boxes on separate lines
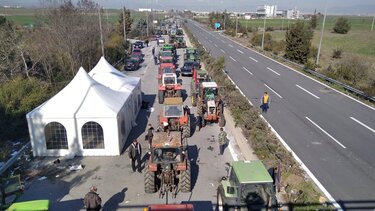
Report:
1,0,375,14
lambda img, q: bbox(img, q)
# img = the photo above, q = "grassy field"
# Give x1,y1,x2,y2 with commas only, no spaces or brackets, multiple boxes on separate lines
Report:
0,8,166,28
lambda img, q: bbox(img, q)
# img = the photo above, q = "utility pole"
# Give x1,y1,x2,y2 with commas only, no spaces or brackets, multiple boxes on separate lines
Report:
371,15,374,32
261,16,266,50
316,0,328,66
98,6,105,57
235,14,238,37
223,12,226,31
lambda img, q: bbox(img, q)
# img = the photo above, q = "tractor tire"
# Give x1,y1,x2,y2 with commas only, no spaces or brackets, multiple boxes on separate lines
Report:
144,169,156,193
191,95,197,107
179,161,191,193
182,125,190,138
197,100,203,116
219,113,226,127
176,90,182,97
158,90,164,104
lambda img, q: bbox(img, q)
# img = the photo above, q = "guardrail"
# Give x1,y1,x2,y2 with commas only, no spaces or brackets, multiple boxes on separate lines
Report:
256,48,375,103
0,142,31,176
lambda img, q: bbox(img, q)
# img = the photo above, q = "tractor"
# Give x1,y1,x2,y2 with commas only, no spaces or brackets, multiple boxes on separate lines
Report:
190,69,211,106
175,36,186,48
158,63,176,84
159,97,191,138
184,48,200,63
196,81,225,127
158,73,182,104
217,160,278,211
144,131,191,198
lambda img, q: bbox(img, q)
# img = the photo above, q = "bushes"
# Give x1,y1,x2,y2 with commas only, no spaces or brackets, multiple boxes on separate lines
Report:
334,55,369,85
333,17,351,34
0,77,52,139
332,48,343,59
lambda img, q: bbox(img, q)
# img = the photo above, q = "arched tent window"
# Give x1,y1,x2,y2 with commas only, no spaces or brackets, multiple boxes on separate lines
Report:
44,122,68,149
81,121,105,149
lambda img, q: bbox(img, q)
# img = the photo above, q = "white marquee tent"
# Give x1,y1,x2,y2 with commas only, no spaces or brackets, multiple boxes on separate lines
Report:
26,58,141,157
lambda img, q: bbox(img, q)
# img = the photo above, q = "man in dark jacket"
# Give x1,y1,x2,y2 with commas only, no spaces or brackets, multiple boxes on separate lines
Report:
129,139,142,173
84,186,102,211
146,124,154,153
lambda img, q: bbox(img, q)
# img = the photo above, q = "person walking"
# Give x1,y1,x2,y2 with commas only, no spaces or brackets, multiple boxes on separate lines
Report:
129,139,142,173
146,124,154,153
84,186,102,211
154,55,158,65
145,39,149,47
152,47,155,56
218,127,228,155
261,91,270,113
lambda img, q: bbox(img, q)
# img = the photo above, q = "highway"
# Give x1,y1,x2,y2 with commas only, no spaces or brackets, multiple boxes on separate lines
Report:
185,19,375,209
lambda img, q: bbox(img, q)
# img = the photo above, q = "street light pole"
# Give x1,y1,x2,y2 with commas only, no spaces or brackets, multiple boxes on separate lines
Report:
123,7,126,41
235,14,238,37
98,6,105,57
261,16,266,50
316,0,328,66
371,15,374,32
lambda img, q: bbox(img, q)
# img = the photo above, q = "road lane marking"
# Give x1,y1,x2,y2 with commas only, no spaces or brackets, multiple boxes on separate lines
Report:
228,44,233,47
214,44,218,47
264,84,283,98
205,36,208,39
237,49,244,54
209,39,212,43
249,57,258,62
220,49,226,53
296,84,320,99
243,67,253,75
350,117,375,133
305,117,346,149
229,56,237,62
266,67,281,76
221,40,226,43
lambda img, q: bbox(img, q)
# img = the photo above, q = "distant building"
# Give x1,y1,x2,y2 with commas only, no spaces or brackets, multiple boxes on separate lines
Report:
286,8,300,19
138,8,151,12
257,5,277,17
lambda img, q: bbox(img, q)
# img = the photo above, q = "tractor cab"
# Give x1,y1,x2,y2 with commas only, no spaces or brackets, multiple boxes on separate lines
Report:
163,73,178,86
201,82,218,102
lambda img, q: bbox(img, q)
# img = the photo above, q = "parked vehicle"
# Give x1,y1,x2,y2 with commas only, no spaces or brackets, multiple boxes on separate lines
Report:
132,48,144,58
124,58,140,71
180,61,200,76
133,41,144,48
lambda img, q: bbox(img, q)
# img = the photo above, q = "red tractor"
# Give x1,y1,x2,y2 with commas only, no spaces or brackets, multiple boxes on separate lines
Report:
158,63,176,84
158,73,182,104
159,97,191,138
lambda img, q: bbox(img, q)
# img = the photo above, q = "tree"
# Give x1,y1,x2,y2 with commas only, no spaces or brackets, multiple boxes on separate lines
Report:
333,17,351,34
116,7,133,40
285,21,313,64
309,14,319,29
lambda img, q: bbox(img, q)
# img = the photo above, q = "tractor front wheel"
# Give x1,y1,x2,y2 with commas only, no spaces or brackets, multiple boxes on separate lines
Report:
158,90,164,104
219,112,226,127
144,170,156,193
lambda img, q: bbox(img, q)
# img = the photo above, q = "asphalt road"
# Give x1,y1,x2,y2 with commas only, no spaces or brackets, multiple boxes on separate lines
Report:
185,19,375,209
18,35,240,210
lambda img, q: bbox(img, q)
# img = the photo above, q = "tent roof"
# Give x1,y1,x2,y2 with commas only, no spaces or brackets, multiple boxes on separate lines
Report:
27,67,130,119
89,57,140,92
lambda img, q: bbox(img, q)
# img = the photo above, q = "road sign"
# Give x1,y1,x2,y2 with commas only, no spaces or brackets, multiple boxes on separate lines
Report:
214,22,221,29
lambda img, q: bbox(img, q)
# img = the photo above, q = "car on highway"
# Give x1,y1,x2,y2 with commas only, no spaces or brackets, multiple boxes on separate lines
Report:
124,58,140,71
133,41,144,48
180,61,200,76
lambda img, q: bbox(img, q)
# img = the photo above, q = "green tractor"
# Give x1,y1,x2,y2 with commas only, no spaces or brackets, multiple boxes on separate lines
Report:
184,48,199,62
175,36,186,48
217,160,278,211
190,69,210,107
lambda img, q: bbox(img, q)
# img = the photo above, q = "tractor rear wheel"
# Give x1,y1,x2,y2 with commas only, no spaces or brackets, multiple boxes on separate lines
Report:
179,161,191,193
176,90,182,97
182,124,190,138
197,100,203,116
219,112,226,127
144,169,156,193
217,186,230,211
158,90,164,104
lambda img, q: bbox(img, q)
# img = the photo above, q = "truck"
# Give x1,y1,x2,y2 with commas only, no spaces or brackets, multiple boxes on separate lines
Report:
217,160,278,211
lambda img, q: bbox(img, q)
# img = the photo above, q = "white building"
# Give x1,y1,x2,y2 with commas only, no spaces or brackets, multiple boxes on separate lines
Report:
139,8,151,12
256,5,277,17
286,8,300,19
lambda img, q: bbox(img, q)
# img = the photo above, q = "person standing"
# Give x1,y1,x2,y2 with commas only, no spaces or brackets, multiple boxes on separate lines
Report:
152,47,155,56
146,124,154,153
84,186,102,211
261,91,270,113
129,139,142,173
218,127,228,155
145,39,149,47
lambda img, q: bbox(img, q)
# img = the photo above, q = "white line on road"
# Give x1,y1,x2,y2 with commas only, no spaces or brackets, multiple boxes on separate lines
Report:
296,84,320,99
243,67,253,75
229,56,237,62
208,39,212,43
228,44,233,47
205,36,208,39
221,40,226,43
214,44,218,47
220,49,226,53
249,57,258,62
305,117,346,148
264,84,283,98
350,117,375,133
237,49,244,54
266,67,281,76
